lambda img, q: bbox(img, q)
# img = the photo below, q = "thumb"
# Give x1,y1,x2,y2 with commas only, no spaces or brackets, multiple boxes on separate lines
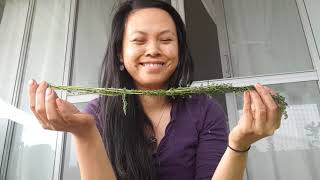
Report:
56,98,80,114
56,98,94,124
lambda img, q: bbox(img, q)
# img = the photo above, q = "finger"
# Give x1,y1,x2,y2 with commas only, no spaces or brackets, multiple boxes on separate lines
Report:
28,80,41,118
56,99,81,124
45,88,66,130
56,99,95,130
28,79,38,112
240,91,253,129
263,86,277,96
28,80,50,129
254,83,278,113
35,81,50,125
249,90,267,134
56,99,80,114
262,85,282,129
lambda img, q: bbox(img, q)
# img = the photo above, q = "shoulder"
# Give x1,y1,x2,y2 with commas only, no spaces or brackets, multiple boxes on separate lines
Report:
82,98,99,115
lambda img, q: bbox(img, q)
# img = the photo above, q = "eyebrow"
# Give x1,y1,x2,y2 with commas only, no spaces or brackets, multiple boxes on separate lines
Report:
130,30,175,36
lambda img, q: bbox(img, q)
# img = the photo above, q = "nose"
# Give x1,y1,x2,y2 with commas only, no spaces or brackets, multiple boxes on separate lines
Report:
145,40,161,57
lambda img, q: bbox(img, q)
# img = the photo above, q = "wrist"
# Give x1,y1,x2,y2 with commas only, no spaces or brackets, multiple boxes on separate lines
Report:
228,135,251,152
228,143,251,153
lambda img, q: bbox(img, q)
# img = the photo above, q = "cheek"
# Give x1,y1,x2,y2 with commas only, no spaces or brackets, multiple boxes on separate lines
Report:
163,44,179,63
123,45,144,63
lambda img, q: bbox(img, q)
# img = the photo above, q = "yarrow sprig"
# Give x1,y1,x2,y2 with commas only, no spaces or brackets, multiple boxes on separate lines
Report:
48,83,288,119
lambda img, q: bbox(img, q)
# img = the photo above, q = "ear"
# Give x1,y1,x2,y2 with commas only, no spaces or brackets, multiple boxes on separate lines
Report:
119,54,124,63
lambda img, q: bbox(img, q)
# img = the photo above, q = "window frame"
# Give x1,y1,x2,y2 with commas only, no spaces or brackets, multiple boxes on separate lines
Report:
63,0,320,180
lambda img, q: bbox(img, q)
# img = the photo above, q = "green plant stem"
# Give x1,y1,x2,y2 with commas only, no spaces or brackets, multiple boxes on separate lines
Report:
48,83,288,119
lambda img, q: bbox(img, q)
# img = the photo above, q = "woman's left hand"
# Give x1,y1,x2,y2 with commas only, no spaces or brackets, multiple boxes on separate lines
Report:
228,83,282,151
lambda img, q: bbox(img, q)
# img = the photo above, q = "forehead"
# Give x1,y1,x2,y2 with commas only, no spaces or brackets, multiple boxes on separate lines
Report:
125,8,177,35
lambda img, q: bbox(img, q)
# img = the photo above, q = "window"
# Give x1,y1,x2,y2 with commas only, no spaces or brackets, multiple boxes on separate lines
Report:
224,0,313,77
179,0,320,179
0,0,29,178
5,0,72,179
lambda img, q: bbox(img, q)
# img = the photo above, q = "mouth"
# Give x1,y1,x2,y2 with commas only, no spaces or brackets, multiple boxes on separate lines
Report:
139,62,165,67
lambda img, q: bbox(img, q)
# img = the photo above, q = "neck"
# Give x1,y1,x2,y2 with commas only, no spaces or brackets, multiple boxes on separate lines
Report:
134,82,169,111
138,95,168,113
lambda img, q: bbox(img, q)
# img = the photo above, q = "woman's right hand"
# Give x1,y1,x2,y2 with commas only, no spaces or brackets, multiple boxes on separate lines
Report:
27,79,96,137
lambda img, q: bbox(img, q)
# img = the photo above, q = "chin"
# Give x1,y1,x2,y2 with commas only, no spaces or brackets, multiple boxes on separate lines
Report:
135,79,169,90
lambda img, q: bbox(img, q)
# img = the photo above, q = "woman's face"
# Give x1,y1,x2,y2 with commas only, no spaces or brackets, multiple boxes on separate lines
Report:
121,8,179,90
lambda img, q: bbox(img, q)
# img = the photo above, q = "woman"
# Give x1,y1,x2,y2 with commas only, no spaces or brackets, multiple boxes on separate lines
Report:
27,0,282,180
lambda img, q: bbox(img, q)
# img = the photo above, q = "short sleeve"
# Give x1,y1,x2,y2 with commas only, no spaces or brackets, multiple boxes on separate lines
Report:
81,98,104,137
195,98,228,180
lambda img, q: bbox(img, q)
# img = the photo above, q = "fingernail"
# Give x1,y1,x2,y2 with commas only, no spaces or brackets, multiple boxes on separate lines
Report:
255,83,262,88
40,81,47,86
46,88,52,96
28,79,34,86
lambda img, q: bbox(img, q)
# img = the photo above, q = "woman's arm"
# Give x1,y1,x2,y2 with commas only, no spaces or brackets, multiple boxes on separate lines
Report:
212,83,282,180
73,125,116,180
27,80,116,180
211,142,248,180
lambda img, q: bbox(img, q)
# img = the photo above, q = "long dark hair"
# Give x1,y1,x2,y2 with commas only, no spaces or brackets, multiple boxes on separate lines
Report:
98,0,193,179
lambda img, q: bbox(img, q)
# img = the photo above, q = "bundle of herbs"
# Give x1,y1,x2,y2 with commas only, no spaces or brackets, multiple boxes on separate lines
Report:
48,83,288,119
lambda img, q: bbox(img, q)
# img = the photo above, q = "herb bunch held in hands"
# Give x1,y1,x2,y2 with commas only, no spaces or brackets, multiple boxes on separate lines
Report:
48,83,288,119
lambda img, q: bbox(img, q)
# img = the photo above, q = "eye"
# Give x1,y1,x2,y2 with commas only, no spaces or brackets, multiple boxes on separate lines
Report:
160,39,173,43
131,39,146,45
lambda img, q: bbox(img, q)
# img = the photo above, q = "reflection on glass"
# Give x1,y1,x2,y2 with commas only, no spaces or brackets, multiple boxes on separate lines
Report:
6,0,71,179
224,0,313,77
235,81,320,179
72,0,116,87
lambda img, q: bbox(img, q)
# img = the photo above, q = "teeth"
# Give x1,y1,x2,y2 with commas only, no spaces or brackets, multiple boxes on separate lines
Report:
142,63,163,67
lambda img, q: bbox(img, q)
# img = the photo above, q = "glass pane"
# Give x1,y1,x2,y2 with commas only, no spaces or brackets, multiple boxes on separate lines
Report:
0,0,28,103
185,0,223,81
235,81,320,180
224,0,314,77
62,102,87,180
6,0,71,179
71,0,117,87
0,0,29,169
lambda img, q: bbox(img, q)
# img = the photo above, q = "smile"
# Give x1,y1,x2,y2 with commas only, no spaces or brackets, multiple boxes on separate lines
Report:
140,63,164,67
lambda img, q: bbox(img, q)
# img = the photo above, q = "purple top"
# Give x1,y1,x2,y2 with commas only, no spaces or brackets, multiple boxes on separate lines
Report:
82,94,228,180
